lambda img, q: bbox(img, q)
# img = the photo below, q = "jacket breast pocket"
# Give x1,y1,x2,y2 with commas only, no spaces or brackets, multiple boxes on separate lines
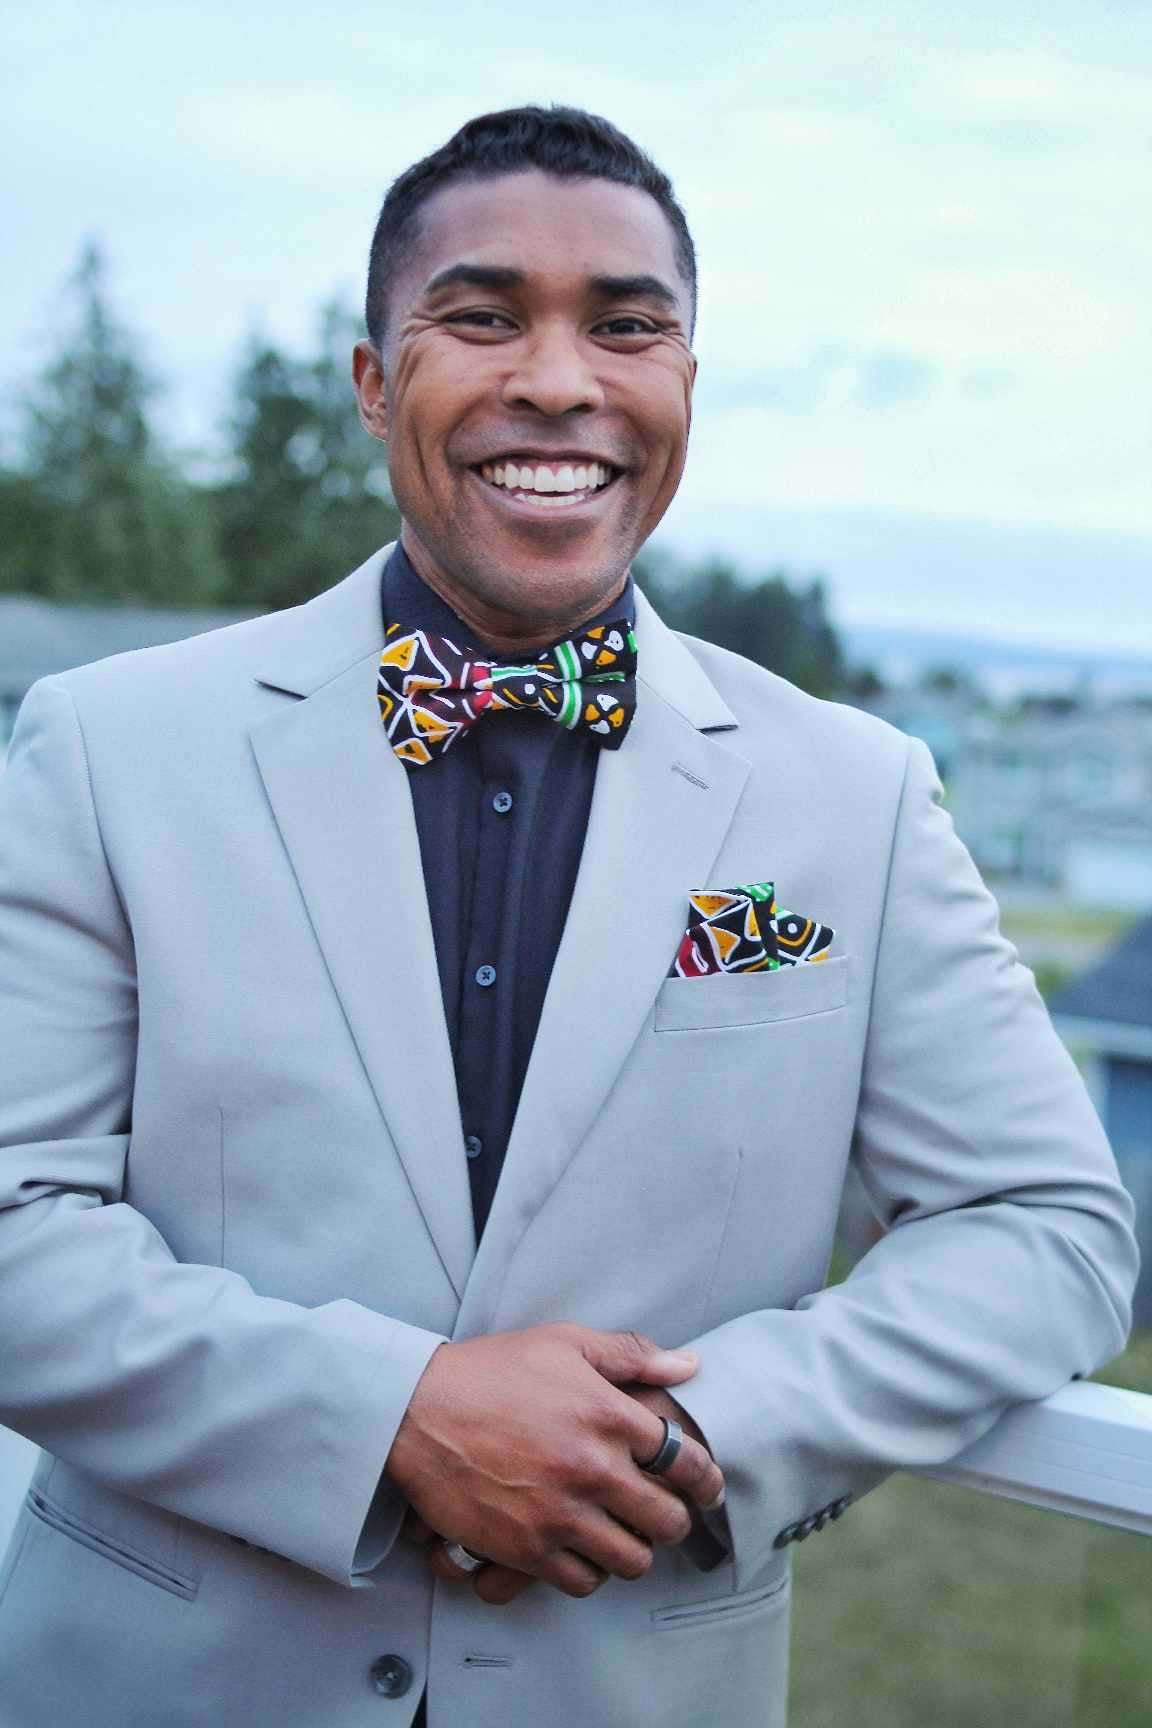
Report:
654,955,851,1032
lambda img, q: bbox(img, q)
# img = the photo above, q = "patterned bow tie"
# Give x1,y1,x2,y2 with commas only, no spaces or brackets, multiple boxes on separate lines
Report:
377,617,638,769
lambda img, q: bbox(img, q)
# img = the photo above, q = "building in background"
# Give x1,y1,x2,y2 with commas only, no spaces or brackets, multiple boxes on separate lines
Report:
0,596,255,757
867,686,1152,910
946,706,1152,907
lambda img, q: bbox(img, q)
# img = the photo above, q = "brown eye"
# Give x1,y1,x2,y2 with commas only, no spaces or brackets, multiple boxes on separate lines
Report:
446,310,516,331
595,317,659,337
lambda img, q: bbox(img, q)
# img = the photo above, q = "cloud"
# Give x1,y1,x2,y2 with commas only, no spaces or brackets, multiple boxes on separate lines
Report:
943,50,1152,124
857,352,936,407
960,368,1015,402
698,348,939,413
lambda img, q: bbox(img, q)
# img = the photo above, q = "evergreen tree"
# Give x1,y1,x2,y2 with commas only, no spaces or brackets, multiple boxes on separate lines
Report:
212,300,400,609
636,552,846,698
2,243,224,603
2,249,858,678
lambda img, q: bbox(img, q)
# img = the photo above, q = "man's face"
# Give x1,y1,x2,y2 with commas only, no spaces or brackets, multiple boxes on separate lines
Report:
354,169,696,643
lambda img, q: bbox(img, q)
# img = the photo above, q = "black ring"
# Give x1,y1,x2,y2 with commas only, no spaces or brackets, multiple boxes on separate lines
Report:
639,1416,683,1475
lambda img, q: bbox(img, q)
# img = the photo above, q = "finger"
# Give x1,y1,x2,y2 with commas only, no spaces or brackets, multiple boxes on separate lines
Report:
650,1431,726,1512
472,1565,535,1606
626,1348,699,1387
548,1509,653,1583
624,1383,708,1450
577,1328,698,1388
535,1548,612,1599
619,1401,681,1473
616,1403,725,1513
400,1509,435,1545
598,1475,694,1548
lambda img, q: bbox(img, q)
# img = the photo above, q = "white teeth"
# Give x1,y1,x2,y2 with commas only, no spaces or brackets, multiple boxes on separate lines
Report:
480,460,615,494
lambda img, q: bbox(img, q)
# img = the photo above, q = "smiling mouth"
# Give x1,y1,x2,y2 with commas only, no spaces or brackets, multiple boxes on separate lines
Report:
473,458,620,509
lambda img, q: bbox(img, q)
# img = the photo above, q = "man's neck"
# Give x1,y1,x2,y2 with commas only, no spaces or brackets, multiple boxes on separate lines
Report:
398,526,630,657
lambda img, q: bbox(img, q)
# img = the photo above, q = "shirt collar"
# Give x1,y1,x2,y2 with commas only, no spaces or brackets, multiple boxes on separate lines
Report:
380,540,635,661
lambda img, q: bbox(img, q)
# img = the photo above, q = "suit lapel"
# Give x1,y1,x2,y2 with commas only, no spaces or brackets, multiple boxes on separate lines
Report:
249,552,475,1300
456,593,751,1333
244,558,751,1320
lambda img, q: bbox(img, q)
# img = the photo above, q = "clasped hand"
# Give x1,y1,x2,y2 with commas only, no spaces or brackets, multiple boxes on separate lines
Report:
386,1321,724,1606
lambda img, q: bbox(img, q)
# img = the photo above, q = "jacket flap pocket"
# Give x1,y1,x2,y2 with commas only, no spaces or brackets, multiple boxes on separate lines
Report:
26,1488,199,1600
652,1565,791,1628
655,956,850,1032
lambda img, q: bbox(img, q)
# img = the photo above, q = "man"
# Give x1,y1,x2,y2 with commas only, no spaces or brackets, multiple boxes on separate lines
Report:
0,106,1137,1728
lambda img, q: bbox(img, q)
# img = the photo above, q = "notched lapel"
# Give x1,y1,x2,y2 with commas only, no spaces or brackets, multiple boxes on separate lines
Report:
250,653,475,1301
457,649,751,1334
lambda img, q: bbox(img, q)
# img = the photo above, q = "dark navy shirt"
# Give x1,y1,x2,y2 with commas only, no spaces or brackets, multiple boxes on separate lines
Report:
381,543,634,1240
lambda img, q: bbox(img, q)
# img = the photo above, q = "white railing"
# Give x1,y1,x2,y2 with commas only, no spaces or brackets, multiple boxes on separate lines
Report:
3,1380,1152,1552
914,1379,1152,1537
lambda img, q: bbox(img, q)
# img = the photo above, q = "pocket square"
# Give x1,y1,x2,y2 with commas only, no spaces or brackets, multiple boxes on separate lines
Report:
671,881,834,978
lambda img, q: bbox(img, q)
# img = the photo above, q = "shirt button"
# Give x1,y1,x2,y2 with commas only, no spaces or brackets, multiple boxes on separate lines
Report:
368,1654,413,1698
474,964,497,988
492,790,513,814
465,1135,483,1159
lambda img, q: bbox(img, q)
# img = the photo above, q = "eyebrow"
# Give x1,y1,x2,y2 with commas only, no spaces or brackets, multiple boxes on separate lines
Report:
423,264,525,296
589,272,679,308
422,262,681,309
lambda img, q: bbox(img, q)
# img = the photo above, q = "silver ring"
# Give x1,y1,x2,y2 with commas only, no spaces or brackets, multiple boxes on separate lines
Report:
442,1540,489,1575
640,1416,683,1476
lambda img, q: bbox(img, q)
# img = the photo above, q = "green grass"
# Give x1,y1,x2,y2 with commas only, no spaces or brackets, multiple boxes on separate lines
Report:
998,905,1137,944
790,1475,1151,1726
1092,1329,1152,1397
788,1332,1152,1724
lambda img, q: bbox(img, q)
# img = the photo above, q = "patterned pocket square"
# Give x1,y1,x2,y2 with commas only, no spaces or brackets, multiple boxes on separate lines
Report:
671,881,834,978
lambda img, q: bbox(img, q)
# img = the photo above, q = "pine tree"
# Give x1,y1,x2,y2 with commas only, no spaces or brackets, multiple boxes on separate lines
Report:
636,553,846,698
212,300,400,609
3,243,224,604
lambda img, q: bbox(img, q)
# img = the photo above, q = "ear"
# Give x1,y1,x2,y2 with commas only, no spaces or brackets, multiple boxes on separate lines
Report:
352,338,389,442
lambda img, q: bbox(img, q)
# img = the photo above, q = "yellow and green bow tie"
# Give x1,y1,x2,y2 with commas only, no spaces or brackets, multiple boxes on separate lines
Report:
377,618,638,769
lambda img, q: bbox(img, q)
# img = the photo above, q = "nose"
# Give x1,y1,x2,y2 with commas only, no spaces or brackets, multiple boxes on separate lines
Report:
501,322,605,416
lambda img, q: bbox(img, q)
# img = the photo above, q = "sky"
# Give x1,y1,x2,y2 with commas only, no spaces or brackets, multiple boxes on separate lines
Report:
3,0,1150,653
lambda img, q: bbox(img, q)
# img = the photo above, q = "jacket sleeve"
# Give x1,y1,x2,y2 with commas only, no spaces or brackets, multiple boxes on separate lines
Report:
0,678,447,1587
673,734,1139,1589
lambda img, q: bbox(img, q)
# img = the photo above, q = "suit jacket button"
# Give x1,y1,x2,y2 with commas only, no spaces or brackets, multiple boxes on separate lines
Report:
369,1655,413,1698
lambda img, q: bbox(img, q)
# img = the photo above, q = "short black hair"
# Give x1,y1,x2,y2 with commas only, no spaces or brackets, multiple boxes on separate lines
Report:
365,104,697,347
